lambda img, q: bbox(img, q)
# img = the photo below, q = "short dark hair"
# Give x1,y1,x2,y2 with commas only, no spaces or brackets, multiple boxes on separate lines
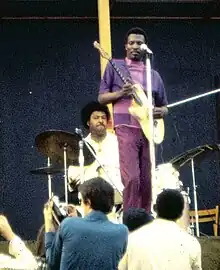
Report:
123,208,153,232
81,101,111,129
125,27,148,44
78,177,114,214
156,189,184,221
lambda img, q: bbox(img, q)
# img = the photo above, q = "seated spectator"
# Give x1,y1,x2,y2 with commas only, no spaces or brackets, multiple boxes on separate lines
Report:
119,189,202,270
0,215,37,269
123,208,154,232
36,204,79,270
44,177,128,270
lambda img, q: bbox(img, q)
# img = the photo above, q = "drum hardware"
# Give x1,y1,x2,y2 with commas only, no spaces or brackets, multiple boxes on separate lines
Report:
169,144,220,237
35,130,95,166
30,166,64,175
153,163,191,231
47,157,52,199
35,130,95,204
30,163,64,199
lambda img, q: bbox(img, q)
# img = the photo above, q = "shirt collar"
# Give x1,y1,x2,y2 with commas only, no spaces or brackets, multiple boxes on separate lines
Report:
125,57,144,67
154,218,177,226
84,210,108,221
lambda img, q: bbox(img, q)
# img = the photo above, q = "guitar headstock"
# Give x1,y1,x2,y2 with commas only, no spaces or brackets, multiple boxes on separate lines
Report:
93,41,111,61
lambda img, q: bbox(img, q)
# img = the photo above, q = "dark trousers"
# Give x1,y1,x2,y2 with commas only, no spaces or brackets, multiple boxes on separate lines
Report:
115,125,152,213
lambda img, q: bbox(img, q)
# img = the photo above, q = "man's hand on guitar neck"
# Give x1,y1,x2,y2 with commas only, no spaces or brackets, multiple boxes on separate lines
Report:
153,106,168,119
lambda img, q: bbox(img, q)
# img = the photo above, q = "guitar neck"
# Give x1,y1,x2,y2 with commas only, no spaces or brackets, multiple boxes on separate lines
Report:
108,59,128,84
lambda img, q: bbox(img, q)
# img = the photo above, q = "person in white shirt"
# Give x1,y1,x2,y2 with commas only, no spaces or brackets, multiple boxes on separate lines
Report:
68,101,124,206
0,215,37,269
119,189,202,270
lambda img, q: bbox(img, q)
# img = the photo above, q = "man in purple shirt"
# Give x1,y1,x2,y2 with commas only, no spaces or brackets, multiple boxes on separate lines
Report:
98,27,168,213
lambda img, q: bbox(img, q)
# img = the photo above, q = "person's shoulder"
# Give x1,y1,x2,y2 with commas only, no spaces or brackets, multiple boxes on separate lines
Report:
151,68,161,78
112,58,124,62
106,131,118,140
105,58,124,69
186,233,201,248
60,216,84,229
109,222,128,235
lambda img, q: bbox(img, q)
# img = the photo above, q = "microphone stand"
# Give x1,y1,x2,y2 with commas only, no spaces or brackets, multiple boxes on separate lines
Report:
144,51,156,211
75,128,123,198
78,140,85,184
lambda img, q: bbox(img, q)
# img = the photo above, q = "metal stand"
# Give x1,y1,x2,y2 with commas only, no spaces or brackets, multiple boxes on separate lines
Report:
191,158,200,237
166,89,220,236
79,140,85,184
63,145,68,205
167,88,220,108
145,51,156,205
75,128,123,198
47,157,52,199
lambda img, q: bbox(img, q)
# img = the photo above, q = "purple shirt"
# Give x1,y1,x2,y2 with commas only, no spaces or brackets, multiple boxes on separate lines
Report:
99,58,168,127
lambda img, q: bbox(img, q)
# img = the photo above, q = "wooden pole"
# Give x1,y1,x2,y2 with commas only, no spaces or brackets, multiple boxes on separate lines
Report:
97,0,114,130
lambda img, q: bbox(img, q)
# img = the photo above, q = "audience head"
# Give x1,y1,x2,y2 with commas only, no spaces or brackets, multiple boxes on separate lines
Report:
81,101,110,137
155,189,184,221
123,208,153,232
78,177,114,215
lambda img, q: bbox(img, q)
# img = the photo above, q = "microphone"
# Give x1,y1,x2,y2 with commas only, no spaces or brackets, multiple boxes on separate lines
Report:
75,128,83,137
140,44,153,55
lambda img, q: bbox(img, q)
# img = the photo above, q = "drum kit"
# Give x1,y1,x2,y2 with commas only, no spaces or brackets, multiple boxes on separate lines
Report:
31,129,123,218
30,130,220,233
154,144,220,236
31,129,95,205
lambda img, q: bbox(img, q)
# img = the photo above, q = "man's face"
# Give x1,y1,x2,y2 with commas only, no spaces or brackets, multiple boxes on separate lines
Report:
87,111,107,136
125,33,145,61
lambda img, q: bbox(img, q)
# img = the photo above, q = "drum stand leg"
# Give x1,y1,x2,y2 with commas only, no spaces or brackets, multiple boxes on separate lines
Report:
79,140,85,184
47,157,52,199
63,145,68,205
191,158,200,237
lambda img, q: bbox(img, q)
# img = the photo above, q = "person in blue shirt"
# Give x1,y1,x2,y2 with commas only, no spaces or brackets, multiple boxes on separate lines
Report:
44,177,128,270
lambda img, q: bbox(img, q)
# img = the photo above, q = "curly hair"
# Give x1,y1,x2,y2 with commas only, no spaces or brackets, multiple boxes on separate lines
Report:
81,101,110,129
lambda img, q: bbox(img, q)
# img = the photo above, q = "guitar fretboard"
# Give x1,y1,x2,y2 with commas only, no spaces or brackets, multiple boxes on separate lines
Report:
108,59,128,85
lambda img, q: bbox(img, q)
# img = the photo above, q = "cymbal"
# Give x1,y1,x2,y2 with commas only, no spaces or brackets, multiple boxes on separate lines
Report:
35,130,95,166
30,166,64,175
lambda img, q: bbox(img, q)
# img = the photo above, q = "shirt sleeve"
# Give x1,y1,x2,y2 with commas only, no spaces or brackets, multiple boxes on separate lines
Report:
191,240,202,270
153,70,168,107
99,62,114,94
8,235,37,268
45,228,63,270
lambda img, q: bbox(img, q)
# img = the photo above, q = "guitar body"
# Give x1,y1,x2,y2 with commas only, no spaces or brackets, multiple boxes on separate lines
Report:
128,84,165,144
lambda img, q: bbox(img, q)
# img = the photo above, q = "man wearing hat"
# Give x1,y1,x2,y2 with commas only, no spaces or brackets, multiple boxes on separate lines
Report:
68,101,124,206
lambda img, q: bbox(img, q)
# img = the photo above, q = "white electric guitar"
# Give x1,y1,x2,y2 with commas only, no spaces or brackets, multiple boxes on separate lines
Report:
94,41,165,144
